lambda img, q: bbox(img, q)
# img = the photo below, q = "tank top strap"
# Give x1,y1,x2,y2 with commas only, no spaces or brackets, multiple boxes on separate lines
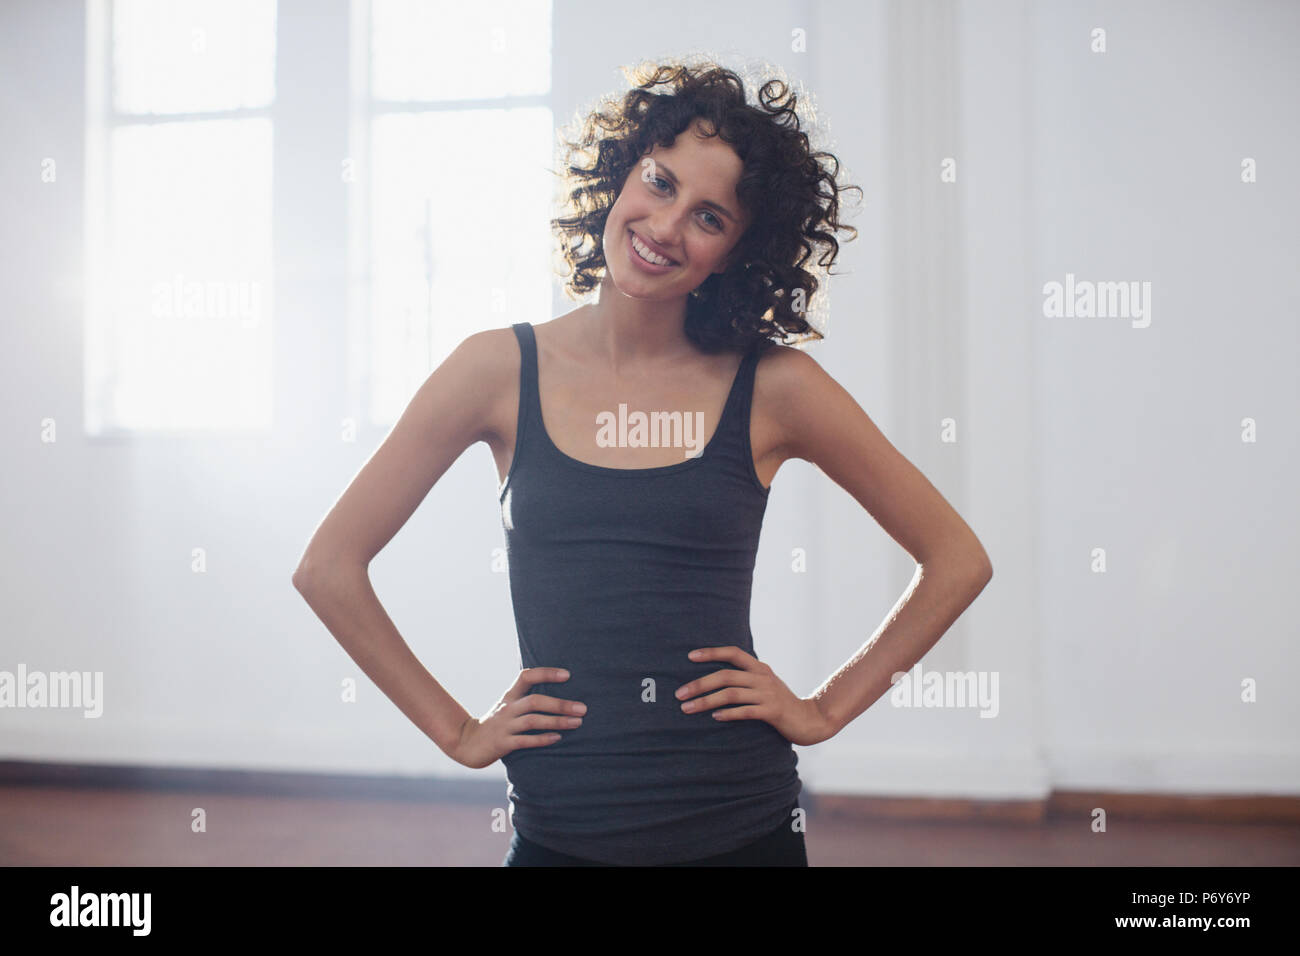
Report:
509,321,542,453
716,339,767,447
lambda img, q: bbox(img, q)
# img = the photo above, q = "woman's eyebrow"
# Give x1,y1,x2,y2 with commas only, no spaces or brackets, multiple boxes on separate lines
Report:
651,161,741,224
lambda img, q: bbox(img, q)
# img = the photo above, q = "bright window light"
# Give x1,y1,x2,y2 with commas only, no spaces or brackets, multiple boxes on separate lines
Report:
86,0,276,434
361,0,554,426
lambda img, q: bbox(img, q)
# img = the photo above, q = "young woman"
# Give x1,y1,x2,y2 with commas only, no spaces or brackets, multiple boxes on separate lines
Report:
293,61,992,867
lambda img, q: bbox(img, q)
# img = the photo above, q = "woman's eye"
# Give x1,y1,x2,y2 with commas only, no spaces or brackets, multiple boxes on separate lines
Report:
648,177,722,230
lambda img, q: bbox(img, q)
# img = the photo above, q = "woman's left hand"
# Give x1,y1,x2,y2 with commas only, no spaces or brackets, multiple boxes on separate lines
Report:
675,646,837,746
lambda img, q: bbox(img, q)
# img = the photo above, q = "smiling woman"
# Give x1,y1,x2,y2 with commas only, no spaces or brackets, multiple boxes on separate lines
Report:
294,55,992,870
551,58,863,353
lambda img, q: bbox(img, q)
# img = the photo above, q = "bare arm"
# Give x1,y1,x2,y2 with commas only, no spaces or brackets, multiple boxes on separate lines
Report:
758,345,994,738
291,328,515,758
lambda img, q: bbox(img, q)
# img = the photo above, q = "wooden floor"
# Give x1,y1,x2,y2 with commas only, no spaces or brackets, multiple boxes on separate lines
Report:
4,784,1299,866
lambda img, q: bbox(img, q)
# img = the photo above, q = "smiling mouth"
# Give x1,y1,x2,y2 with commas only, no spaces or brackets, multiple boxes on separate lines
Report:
629,230,679,267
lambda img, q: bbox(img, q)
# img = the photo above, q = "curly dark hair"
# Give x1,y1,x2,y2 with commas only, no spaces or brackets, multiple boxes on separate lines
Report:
550,58,862,354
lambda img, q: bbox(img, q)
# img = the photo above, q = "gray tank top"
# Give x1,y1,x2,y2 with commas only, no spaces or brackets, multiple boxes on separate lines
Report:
498,321,802,865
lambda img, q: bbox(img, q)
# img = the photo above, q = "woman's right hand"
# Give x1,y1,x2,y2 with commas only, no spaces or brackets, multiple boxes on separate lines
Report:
450,667,586,769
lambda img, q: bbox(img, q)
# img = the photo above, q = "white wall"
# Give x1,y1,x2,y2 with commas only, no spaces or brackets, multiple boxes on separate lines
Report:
1025,0,1300,790
0,0,1295,798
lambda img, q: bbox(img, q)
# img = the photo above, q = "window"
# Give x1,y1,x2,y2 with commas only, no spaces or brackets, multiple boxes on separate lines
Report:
353,0,555,425
85,0,278,433
84,0,554,434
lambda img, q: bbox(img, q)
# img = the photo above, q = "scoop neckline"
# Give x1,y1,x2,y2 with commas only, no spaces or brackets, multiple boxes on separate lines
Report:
533,336,749,479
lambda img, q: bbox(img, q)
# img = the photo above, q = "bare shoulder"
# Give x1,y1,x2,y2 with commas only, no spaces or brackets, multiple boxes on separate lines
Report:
451,325,520,378
753,342,832,414
457,311,584,443
443,325,523,445
752,342,844,464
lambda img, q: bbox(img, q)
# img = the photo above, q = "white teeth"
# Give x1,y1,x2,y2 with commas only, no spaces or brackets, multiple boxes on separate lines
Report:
631,233,673,266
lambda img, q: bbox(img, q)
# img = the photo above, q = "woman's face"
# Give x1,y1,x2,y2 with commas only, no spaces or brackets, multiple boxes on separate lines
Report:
602,121,750,300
